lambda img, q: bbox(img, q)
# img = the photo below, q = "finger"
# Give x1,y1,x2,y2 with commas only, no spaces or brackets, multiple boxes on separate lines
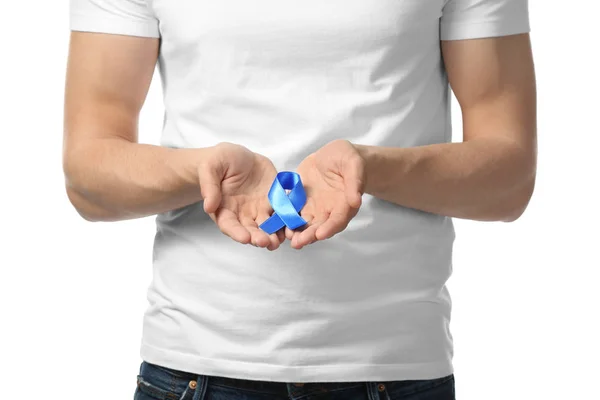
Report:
315,205,353,241
198,162,223,214
255,210,281,251
292,216,326,250
266,232,282,251
206,212,218,225
285,227,295,241
286,211,313,242
256,204,283,250
343,154,364,209
291,224,318,250
345,187,363,210
285,215,310,240
215,209,251,244
241,216,271,248
276,229,286,244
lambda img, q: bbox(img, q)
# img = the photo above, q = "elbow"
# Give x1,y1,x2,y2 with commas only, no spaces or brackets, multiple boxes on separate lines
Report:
497,143,538,223
500,175,536,223
471,169,536,223
65,184,121,222
65,185,101,222
63,155,117,222
63,152,95,221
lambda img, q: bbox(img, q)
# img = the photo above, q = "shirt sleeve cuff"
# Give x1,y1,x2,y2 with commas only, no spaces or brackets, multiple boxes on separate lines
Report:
70,13,160,38
441,17,530,41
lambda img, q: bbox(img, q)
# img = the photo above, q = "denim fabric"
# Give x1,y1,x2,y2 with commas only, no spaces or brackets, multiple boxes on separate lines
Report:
134,361,455,400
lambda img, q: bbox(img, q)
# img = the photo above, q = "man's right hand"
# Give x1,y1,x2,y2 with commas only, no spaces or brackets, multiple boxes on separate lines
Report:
63,33,282,237
198,143,284,250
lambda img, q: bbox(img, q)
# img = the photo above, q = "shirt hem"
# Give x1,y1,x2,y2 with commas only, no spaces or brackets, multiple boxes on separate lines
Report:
140,342,454,383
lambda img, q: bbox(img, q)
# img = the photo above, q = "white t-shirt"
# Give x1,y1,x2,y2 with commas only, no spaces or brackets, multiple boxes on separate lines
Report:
71,0,530,382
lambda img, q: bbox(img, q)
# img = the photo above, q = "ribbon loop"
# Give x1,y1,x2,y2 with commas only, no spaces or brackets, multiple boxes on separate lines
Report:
259,171,307,234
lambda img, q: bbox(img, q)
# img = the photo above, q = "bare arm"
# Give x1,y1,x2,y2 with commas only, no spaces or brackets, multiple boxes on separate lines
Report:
63,32,210,222
355,33,537,222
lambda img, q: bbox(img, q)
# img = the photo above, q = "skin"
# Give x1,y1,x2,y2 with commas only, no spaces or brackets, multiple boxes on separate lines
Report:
64,32,536,251
63,33,283,250
288,33,537,249
286,141,364,249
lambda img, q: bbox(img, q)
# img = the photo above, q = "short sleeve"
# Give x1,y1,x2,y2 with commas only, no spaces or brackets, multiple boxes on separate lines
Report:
70,0,160,38
440,0,530,41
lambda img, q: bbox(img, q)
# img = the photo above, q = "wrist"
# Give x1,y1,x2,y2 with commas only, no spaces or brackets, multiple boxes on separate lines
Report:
352,144,410,197
171,146,214,189
353,143,378,195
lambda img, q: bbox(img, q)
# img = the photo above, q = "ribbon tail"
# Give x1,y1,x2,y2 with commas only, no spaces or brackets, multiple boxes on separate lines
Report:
282,214,307,230
259,213,285,235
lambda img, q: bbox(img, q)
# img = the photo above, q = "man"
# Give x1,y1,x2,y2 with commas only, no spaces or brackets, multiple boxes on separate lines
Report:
64,0,536,399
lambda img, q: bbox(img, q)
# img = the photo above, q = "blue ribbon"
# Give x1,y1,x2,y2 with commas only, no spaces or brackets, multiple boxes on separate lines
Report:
259,171,307,234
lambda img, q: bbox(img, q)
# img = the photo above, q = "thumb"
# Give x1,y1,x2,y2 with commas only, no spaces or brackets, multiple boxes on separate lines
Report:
198,161,224,214
345,185,363,210
343,156,364,209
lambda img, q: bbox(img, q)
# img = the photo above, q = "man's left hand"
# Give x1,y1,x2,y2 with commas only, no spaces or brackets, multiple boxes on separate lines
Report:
286,140,365,249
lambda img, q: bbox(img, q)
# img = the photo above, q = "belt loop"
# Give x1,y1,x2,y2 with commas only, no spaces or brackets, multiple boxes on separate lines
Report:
192,374,208,400
366,382,380,400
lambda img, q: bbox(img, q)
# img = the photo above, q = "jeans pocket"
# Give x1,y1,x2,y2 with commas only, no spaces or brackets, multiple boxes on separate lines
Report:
134,362,201,400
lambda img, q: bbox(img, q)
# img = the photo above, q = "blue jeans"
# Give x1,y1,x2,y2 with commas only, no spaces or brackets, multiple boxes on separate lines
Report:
134,361,455,400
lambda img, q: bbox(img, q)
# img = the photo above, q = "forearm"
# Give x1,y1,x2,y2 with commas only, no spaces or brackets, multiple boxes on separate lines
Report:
63,138,209,221
356,136,536,222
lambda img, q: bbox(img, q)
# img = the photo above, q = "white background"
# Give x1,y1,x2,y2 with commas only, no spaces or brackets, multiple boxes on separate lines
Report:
0,1,598,399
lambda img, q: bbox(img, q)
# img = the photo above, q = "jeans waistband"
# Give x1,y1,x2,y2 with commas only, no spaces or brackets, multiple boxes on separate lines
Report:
207,374,365,397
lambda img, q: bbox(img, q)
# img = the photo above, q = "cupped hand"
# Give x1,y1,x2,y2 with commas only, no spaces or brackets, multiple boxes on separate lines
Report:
286,139,365,249
198,142,284,250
